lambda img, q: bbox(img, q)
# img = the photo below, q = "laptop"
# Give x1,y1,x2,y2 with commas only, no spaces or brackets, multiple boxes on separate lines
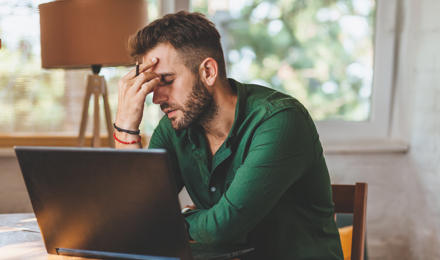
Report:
15,146,254,260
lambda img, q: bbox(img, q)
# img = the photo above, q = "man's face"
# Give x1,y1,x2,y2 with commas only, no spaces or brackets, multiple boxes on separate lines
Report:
142,43,216,130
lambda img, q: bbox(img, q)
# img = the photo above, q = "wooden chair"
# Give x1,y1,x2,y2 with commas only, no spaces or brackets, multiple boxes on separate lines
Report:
332,183,368,260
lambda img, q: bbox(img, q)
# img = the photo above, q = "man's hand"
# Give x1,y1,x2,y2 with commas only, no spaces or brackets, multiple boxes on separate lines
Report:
115,58,160,131
182,204,197,214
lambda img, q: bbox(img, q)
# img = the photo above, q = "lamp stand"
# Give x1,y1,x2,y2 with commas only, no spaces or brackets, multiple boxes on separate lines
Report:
78,65,114,147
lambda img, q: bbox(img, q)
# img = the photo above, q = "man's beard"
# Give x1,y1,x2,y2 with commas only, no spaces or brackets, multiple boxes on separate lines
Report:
161,77,217,130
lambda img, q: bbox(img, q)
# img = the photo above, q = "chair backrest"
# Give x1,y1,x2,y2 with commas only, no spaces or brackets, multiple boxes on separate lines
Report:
332,183,368,260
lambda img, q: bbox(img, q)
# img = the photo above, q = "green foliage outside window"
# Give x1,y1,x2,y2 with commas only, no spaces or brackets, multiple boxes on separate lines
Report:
193,0,375,121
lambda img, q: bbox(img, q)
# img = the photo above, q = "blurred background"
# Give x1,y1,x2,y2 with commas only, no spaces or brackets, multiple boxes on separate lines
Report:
0,0,375,135
1,0,439,259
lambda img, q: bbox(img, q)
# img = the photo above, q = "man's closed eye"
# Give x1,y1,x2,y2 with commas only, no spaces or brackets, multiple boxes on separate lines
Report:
159,74,175,85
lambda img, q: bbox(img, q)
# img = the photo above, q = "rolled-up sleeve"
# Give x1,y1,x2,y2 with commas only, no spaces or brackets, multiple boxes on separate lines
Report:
185,107,317,244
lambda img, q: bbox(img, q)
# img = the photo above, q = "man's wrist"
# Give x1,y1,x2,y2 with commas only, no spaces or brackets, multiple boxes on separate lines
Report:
114,118,140,131
113,123,140,135
113,130,143,148
113,130,140,142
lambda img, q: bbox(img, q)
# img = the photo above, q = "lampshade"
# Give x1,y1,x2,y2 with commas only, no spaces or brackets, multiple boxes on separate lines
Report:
39,0,148,69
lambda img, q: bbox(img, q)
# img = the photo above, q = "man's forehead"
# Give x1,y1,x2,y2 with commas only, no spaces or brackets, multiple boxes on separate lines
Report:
141,43,183,73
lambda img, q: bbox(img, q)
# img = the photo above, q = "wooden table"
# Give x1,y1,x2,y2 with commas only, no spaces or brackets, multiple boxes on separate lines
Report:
0,214,242,260
0,213,87,259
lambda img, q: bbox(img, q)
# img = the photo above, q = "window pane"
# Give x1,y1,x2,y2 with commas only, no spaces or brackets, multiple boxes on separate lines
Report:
0,0,159,135
192,0,375,121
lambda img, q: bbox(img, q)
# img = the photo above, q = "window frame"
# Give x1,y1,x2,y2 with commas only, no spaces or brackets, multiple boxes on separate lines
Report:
172,0,403,151
315,0,399,144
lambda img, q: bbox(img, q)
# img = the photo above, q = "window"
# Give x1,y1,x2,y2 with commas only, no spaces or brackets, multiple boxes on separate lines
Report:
1,0,399,149
188,0,397,144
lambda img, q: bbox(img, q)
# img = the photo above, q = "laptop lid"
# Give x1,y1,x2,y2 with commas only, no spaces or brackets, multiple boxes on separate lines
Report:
14,146,192,260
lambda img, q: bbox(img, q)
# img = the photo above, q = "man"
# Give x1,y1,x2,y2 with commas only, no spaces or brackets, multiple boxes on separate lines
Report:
114,11,343,259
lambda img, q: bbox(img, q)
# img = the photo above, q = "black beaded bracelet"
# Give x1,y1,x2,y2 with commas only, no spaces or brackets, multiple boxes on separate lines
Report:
113,123,140,135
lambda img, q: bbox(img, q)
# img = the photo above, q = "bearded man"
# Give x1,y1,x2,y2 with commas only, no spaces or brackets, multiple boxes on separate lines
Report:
114,11,343,260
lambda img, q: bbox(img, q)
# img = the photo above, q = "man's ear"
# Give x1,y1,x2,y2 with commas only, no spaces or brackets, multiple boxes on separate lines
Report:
199,57,218,87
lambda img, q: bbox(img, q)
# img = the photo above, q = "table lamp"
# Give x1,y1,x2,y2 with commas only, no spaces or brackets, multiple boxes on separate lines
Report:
39,0,148,147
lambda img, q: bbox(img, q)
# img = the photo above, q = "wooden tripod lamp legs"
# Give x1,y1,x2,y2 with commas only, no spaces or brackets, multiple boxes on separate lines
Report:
78,74,115,148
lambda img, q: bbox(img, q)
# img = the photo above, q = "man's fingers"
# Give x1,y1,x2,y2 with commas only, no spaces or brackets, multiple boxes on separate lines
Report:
185,205,197,210
139,77,160,96
122,57,158,80
137,58,158,75
122,67,138,81
131,71,160,93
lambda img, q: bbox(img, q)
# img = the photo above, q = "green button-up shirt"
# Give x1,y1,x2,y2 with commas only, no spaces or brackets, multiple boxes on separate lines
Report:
149,79,343,259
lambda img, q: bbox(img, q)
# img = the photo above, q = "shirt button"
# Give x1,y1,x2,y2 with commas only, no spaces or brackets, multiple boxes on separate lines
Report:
210,186,216,192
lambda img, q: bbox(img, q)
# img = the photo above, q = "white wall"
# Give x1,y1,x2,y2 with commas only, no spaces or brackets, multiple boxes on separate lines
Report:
326,0,440,258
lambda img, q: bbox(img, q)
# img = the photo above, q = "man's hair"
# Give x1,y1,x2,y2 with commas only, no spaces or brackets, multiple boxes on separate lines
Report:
129,11,226,79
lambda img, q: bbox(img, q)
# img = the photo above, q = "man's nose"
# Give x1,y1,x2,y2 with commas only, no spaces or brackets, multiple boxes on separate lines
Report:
152,86,169,105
